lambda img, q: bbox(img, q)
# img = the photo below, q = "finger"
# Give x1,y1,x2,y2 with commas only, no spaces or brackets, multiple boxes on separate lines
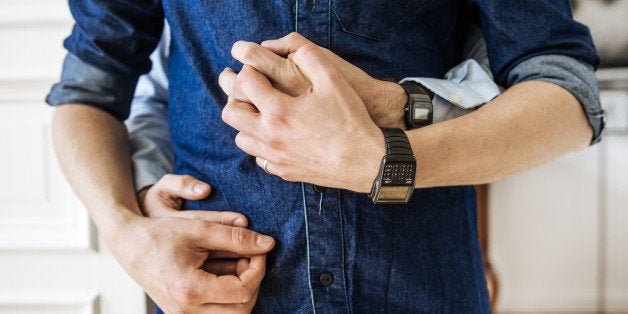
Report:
207,250,251,259
236,258,250,277
190,221,275,254
154,174,212,201
232,41,289,76
261,32,312,56
289,43,348,91
218,67,251,103
222,98,261,134
201,259,239,276
174,210,248,227
232,40,309,97
188,254,267,304
235,65,290,113
201,287,259,313
255,156,275,176
234,132,269,161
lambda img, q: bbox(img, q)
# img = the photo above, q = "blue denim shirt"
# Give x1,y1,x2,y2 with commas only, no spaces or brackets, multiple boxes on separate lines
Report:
47,1,600,312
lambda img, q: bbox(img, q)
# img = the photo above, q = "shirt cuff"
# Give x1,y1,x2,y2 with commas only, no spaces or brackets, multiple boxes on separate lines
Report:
46,53,138,121
401,59,502,123
506,54,605,145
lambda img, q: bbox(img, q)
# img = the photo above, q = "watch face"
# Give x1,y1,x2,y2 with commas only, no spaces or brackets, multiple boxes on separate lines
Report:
413,107,431,121
377,186,413,201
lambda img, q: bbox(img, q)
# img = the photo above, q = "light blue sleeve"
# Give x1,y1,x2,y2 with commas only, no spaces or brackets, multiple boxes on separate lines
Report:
125,25,173,191
401,26,502,123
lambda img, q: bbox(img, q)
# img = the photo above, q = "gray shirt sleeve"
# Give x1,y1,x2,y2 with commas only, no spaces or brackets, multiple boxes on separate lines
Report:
125,25,173,191
506,54,605,145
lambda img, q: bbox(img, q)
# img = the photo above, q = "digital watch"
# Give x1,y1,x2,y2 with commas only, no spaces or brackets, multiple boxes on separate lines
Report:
401,81,434,129
369,128,416,204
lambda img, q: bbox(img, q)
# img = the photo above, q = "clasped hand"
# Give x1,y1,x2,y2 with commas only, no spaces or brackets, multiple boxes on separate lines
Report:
220,33,403,193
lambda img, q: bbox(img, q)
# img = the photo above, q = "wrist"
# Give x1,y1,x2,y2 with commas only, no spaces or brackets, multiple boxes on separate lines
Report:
93,202,145,244
364,80,407,129
353,126,386,193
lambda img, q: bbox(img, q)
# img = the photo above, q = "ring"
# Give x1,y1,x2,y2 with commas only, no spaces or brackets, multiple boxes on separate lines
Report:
263,159,271,174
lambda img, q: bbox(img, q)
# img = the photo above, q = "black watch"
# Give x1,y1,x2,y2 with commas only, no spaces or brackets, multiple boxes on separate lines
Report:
401,81,433,129
369,128,416,204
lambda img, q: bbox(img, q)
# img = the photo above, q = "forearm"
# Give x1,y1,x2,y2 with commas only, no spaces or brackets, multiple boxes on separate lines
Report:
408,80,591,188
52,104,141,238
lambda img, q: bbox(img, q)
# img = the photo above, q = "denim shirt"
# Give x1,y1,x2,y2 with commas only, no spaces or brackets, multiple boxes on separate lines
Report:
47,1,600,312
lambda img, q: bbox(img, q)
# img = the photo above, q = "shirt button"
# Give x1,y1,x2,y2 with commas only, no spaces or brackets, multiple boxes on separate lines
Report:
313,185,327,193
319,273,334,287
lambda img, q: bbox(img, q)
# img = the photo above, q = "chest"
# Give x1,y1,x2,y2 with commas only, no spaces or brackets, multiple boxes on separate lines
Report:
162,0,466,79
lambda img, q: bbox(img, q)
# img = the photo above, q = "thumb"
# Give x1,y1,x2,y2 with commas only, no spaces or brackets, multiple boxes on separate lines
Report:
194,222,276,254
154,174,212,201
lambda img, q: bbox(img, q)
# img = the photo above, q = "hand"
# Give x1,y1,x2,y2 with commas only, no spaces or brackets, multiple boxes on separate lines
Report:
138,174,256,275
113,174,275,313
221,45,385,193
220,32,407,129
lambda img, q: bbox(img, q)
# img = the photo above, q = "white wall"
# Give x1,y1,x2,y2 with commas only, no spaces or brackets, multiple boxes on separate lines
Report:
490,71,628,313
0,1,148,313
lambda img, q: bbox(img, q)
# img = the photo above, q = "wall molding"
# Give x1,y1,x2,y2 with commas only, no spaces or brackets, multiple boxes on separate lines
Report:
0,291,99,314
0,0,72,27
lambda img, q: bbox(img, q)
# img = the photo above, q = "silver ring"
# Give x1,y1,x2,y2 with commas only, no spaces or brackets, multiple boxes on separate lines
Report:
263,159,271,174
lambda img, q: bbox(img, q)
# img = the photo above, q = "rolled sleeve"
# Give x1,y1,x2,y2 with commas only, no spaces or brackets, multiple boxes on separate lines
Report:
47,0,164,121
46,53,138,121
506,54,605,145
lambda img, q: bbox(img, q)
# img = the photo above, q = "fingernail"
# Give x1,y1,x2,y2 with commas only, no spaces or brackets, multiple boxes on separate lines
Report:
193,184,206,194
234,217,246,227
256,235,274,249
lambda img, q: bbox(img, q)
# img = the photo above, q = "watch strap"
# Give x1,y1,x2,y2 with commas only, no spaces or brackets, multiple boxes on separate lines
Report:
382,128,413,156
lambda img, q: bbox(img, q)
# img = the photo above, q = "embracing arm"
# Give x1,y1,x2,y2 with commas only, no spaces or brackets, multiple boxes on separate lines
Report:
407,79,590,189
220,43,598,193
47,1,273,311
52,105,140,230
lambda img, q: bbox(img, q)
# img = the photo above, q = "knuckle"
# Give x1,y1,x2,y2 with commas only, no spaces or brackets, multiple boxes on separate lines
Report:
273,166,295,182
286,32,301,41
171,307,191,314
168,281,199,305
264,111,288,129
185,220,207,241
265,135,284,150
238,42,257,61
179,174,194,185
230,226,250,246
234,132,249,151
160,173,175,184
234,287,255,304
222,102,237,125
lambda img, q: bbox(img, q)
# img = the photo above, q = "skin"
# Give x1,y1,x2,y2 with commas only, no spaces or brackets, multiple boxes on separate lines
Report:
51,105,274,313
221,33,593,192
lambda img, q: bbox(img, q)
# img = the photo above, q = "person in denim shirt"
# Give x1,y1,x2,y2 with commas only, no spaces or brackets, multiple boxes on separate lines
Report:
47,1,603,312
